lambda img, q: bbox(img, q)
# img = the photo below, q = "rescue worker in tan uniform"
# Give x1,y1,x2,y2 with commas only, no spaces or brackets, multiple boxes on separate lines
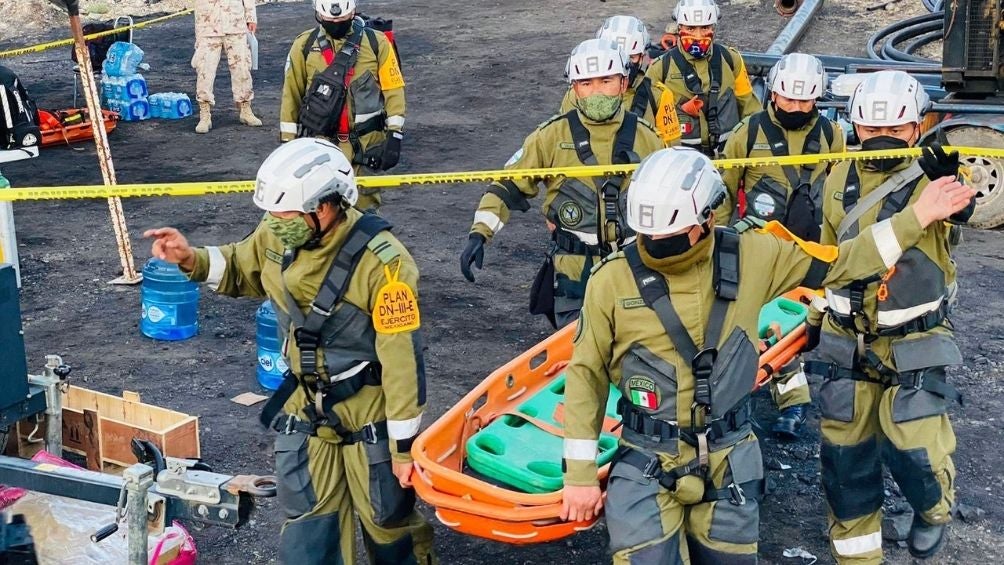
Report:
558,16,682,146
805,70,975,564
192,0,262,133
646,0,760,157
559,147,974,563
459,38,663,328
145,139,435,565
280,0,406,212
717,53,845,440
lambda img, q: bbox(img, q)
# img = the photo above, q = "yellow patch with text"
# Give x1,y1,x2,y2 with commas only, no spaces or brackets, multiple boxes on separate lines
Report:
373,262,420,334
378,54,406,91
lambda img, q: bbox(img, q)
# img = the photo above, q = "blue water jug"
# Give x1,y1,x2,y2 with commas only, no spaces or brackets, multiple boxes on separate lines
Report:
103,42,145,76
141,258,199,341
255,300,287,390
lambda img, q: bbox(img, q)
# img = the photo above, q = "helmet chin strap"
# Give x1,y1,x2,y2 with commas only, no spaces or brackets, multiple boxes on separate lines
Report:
302,211,327,250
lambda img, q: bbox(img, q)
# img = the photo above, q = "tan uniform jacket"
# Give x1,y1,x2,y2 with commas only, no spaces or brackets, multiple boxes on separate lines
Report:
194,0,256,37
562,208,929,485
186,209,425,462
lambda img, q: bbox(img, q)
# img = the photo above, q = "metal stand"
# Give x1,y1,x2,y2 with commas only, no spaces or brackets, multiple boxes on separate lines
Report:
124,464,154,565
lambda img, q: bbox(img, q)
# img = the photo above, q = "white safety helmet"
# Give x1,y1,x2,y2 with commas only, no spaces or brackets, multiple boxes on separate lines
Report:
314,0,356,19
673,0,720,27
596,16,650,57
626,148,726,235
253,138,359,213
769,53,827,101
565,38,631,83
848,70,930,127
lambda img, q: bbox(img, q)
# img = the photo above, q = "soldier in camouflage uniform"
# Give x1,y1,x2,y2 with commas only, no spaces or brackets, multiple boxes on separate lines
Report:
192,0,262,133
145,139,435,564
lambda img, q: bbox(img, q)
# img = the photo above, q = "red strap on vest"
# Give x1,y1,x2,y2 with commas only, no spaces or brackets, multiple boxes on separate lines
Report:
319,44,354,138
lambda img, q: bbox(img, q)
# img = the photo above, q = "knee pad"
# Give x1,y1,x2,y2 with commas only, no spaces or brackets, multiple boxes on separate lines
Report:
882,442,945,514
820,438,884,521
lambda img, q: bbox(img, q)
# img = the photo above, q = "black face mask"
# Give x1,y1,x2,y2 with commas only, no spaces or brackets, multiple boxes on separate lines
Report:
773,104,816,130
319,17,353,39
642,224,711,258
861,135,911,172
627,62,642,85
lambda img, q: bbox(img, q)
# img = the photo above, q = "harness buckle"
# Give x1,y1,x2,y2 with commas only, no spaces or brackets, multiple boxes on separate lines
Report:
361,422,379,444
294,328,322,349
283,414,297,435
728,482,747,506
310,303,334,317
641,456,662,480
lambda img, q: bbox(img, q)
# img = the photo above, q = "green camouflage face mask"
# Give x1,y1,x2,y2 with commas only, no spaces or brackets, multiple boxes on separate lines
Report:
577,93,622,122
264,213,314,249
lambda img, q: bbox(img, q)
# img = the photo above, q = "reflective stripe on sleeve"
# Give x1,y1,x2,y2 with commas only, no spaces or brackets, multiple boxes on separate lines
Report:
563,439,598,461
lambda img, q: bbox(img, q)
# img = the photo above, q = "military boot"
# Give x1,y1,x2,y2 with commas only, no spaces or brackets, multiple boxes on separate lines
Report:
772,404,808,441
238,102,262,127
195,102,212,134
908,514,947,558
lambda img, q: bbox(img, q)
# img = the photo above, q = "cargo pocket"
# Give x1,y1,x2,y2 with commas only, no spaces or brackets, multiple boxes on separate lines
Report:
363,439,415,527
548,179,599,234
808,332,858,423
745,176,789,223
619,345,679,452
715,90,742,136
274,432,317,518
349,71,384,123
890,333,962,423
606,455,665,553
677,109,702,147
707,439,762,545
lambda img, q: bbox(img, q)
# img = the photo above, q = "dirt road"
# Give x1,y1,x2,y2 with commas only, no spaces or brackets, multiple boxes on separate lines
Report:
1,0,1001,563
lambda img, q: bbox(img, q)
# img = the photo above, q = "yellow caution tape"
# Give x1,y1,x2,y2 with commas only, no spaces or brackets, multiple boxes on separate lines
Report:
0,9,193,60
2,146,1002,202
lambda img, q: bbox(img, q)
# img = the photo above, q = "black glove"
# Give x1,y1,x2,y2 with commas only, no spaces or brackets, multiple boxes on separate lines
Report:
379,131,403,171
460,233,485,282
918,142,960,182
805,323,821,352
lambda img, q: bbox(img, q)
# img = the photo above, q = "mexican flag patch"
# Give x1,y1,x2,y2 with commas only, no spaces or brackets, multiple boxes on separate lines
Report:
627,377,659,410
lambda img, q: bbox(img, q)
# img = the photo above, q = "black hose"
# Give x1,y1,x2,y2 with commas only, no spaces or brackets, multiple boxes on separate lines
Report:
867,11,943,63
881,18,943,63
903,30,942,54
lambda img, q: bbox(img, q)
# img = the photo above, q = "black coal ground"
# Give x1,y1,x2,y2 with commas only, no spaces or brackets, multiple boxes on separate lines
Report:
1,1,1002,563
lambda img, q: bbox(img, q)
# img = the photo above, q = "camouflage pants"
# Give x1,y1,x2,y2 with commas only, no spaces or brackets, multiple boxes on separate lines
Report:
192,34,253,105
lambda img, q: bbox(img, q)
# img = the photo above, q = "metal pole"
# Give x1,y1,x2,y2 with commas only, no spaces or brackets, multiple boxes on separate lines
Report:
64,2,140,284
123,464,154,565
41,356,64,456
766,0,824,55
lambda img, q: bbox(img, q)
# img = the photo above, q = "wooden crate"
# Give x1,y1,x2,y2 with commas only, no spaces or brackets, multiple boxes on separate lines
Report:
57,387,201,471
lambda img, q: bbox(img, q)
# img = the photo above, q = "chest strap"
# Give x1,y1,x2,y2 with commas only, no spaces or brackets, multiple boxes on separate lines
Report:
837,161,925,241
750,112,827,195
563,110,641,250
668,45,730,151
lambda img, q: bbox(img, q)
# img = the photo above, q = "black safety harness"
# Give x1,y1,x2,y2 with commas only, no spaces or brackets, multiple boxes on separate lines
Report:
259,214,393,444
615,227,764,505
804,164,962,405
830,165,948,337
629,76,659,121
666,45,735,156
551,109,640,257
298,21,386,159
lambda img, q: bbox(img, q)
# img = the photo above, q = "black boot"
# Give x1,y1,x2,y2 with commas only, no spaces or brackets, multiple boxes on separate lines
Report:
908,514,947,558
771,404,808,441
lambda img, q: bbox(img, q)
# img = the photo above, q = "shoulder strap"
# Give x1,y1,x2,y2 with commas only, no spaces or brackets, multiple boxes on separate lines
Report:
631,77,653,118
613,111,639,164
745,113,761,157
365,27,379,59
819,118,834,149
836,161,925,240
625,244,699,361
564,110,597,165
669,48,705,95
283,214,393,332
302,27,322,60
713,227,740,301
717,44,735,72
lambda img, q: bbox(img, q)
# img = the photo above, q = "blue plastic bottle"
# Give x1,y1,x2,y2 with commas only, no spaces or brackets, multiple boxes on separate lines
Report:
140,258,199,341
255,300,286,390
124,74,148,99
103,42,145,76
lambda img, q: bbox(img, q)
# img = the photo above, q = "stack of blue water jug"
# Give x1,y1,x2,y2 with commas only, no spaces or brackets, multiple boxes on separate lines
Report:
101,42,150,122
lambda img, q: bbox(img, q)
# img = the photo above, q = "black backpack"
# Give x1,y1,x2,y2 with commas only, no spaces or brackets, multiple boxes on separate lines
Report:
70,22,130,69
0,65,40,151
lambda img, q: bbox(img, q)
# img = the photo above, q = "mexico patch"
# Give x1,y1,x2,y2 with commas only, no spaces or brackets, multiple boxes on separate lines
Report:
626,376,659,409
